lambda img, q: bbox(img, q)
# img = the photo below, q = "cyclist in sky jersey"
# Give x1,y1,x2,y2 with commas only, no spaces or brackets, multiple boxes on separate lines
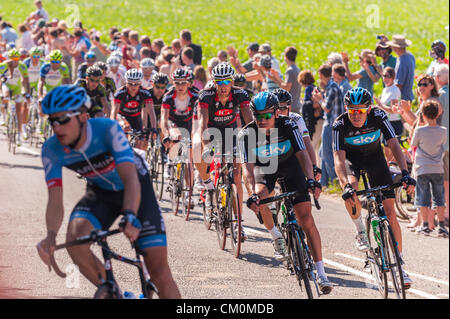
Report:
36,84,181,298
332,87,415,288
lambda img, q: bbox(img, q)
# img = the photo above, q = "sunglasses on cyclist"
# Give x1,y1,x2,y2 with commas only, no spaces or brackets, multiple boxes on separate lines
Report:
48,112,80,126
11,57,20,61
418,82,430,87
347,107,369,115
32,55,41,59
127,82,141,86
174,81,188,85
254,112,275,121
88,78,101,83
215,79,232,86
154,84,166,90
382,74,391,78
51,60,61,64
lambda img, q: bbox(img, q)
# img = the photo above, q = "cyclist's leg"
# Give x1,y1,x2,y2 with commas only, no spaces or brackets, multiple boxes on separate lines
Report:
136,173,181,298
65,187,118,286
343,159,363,219
254,169,277,231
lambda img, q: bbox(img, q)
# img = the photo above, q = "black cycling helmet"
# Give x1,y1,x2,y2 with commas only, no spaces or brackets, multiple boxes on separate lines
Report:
94,61,108,73
344,87,372,107
259,55,272,68
186,68,194,82
431,40,447,60
272,88,292,105
172,68,190,81
86,65,103,78
250,91,279,113
152,72,169,85
233,73,246,85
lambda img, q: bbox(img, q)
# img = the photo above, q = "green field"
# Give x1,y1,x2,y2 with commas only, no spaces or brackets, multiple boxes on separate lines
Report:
2,0,449,94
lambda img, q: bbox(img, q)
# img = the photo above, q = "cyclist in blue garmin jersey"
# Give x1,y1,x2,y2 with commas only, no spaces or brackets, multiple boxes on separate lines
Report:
36,85,181,298
332,87,415,288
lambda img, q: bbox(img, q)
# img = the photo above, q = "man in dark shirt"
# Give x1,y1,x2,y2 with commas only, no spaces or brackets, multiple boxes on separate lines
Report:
180,29,202,65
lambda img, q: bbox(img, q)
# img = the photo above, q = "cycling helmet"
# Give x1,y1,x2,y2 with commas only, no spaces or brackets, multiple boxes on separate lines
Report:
259,55,272,68
140,58,155,69
86,66,103,78
106,55,121,67
186,68,194,82
86,51,97,60
19,48,29,57
30,46,43,56
111,51,123,60
250,91,279,113
431,40,447,59
172,68,190,81
272,88,292,105
211,62,235,80
6,43,16,51
152,72,169,85
49,49,63,62
344,87,372,107
233,73,246,84
125,68,143,82
41,85,89,115
94,61,108,72
8,48,20,59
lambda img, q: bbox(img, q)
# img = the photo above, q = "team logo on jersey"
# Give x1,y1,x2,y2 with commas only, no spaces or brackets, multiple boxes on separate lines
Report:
344,130,381,146
253,140,291,158
125,101,140,109
215,109,233,117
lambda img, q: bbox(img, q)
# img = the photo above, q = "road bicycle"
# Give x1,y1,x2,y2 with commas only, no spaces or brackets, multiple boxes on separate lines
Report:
257,178,322,299
147,132,166,201
165,138,193,220
25,95,41,147
6,99,18,154
358,170,407,299
50,225,158,299
200,147,243,258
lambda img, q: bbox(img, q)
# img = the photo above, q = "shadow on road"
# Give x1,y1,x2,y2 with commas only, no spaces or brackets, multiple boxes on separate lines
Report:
0,161,43,171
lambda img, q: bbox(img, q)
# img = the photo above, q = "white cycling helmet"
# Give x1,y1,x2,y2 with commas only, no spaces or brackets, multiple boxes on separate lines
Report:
211,62,235,80
140,58,155,69
125,68,143,82
106,56,121,67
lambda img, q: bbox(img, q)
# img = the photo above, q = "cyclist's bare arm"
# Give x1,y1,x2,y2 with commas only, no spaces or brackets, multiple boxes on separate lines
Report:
387,138,409,172
198,107,209,148
295,150,314,180
303,136,318,166
160,108,171,140
240,107,253,126
38,77,45,99
22,76,31,96
110,101,118,120
62,77,71,85
333,150,351,189
241,162,257,195
116,162,141,214
146,101,156,130
46,186,65,235
100,96,110,117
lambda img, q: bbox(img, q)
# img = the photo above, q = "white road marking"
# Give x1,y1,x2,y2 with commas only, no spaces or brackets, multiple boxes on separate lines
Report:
17,145,41,156
323,258,440,299
243,226,267,237
334,252,449,286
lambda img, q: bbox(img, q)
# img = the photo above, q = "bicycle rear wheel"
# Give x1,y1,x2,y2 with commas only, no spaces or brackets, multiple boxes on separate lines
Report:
94,282,121,299
182,162,193,221
229,184,242,258
171,163,183,216
288,227,313,299
394,187,415,220
365,216,388,298
8,112,17,154
383,222,406,299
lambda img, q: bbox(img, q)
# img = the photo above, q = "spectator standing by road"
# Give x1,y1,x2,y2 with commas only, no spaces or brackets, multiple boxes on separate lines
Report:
268,46,302,113
411,100,448,237
312,64,344,187
342,49,379,97
427,40,448,76
434,64,449,225
332,63,353,97
386,35,416,102
180,29,202,65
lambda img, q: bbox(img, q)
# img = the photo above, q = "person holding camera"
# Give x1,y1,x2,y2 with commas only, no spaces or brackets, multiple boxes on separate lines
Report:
342,49,379,97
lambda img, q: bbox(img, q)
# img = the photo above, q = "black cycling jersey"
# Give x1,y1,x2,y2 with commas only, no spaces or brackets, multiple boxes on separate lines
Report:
238,115,306,167
198,86,250,128
76,79,107,116
148,87,166,119
161,87,198,126
102,77,116,101
114,86,153,119
332,107,396,160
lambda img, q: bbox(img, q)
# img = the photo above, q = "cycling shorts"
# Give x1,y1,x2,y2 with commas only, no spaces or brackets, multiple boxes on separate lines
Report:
255,155,310,205
345,152,395,199
69,172,167,250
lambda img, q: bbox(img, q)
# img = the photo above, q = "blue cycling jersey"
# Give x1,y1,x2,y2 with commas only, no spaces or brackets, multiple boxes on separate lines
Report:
41,118,136,191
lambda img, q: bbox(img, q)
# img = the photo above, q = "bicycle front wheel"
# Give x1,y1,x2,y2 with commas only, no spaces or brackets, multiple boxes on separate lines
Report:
215,186,227,250
365,215,388,298
288,227,313,299
229,184,242,258
394,187,415,220
383,222,406,299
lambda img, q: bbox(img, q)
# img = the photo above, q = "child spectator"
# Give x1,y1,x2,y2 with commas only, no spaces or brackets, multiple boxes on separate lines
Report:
411,100,448,237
